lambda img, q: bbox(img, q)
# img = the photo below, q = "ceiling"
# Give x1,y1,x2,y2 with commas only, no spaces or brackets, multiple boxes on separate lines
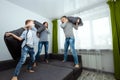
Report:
6,0,107,19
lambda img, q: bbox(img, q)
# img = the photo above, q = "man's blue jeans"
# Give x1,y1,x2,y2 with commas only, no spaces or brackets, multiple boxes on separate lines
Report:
35,41,49,62
14,45,35,76
64,37,79,64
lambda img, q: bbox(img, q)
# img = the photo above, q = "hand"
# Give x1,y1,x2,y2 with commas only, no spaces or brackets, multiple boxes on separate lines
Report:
61,18,68,23
36,32,40,38
75,19,80,26
27,22,35,27
24,23,34,29
65,19,68,23
24,24,30,29
46,28,48,30
77,19,80,23
5,32,13,37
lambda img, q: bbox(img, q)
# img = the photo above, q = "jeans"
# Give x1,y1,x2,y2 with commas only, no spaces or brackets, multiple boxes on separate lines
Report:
35,41,49,62
64,37,79,64
14,45,35,76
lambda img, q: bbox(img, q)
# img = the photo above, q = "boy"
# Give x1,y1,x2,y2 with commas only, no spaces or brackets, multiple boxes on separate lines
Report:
6,19,37,80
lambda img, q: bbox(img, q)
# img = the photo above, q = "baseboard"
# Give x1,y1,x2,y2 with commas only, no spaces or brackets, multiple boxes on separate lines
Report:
0,59,17,71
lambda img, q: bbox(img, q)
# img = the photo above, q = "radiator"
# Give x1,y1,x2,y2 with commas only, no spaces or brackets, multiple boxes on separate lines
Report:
80,50,103,70
59,49,114,72
59,49,103,70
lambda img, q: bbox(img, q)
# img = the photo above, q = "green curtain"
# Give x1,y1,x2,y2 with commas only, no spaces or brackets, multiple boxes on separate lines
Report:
52,19,58,54
107,0,120,79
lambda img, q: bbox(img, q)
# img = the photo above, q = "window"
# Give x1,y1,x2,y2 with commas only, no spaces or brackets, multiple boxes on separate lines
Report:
92,17,112,49
58,5,112,50
74,21,91,49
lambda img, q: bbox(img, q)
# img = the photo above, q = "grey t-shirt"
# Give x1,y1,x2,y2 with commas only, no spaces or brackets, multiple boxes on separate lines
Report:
61,22,78,38
39,29,50,42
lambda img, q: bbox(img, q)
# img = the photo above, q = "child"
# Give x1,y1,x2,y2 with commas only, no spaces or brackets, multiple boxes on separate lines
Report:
34,22,50,67
6,19,37,80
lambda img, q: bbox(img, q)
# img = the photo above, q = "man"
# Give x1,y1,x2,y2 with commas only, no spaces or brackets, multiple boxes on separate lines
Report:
6,19,37,80
60,16,80,68
34,22,50,66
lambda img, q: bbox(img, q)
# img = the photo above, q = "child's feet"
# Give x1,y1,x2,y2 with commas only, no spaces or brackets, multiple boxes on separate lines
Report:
11,76,18,80
33,62,37,67
28,70,35,73
74,64,80,68
62,60,65,62
45,59,49,63
44,59,49,63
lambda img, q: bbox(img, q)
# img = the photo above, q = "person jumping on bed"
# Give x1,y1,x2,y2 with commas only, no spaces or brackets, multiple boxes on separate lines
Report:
6,19,37,80
60,16,80,68
34,22,50,67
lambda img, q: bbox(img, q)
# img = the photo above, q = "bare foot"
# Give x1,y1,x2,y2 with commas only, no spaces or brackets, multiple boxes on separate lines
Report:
28,70,35,73
74,64,80,68
45,59,49,63
62,60,65,62
33,62,37,67
11,76,18,80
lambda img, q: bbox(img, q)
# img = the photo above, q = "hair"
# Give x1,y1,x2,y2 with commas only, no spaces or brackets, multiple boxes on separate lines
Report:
25,19,33,25
43,21,48,28
61,16,67,19
43,21,48,25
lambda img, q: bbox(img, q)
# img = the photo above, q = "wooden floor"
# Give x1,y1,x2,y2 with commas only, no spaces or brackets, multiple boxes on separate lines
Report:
77,70,116,80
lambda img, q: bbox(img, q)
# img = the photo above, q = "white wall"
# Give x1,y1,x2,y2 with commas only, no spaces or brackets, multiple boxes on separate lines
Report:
0,0,52,61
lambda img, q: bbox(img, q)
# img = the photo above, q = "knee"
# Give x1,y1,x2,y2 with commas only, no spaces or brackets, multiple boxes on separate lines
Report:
71,47,76,52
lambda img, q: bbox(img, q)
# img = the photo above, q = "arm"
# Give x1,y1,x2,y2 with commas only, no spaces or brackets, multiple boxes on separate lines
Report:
6,33,23,41
73,23,79,30
31,26,37,32
60,22,67,29
46,28,50,34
